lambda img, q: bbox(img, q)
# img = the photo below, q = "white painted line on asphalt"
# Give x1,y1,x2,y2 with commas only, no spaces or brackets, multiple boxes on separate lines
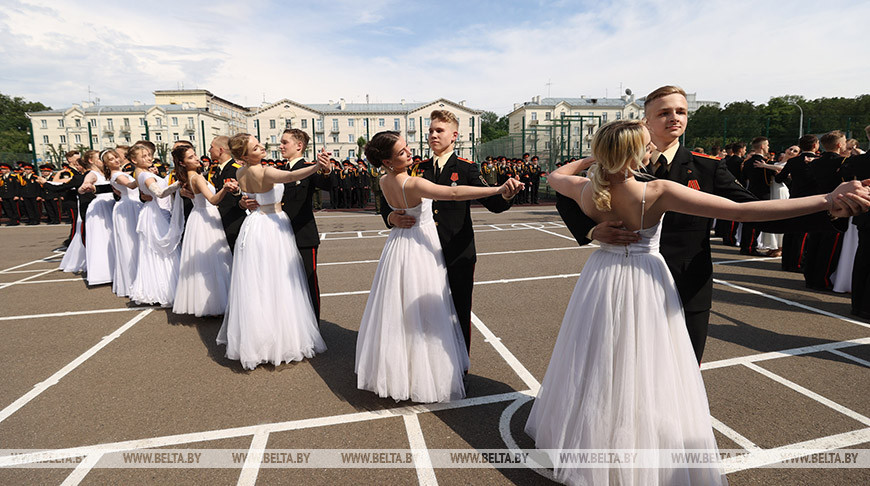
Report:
517,223,576,241
320,290,372,298
722,427,870,473
713,257,778,265
0,390,534,466
498,395,556,482
0,307,148,321
828,349,870,368
488,224,503,230
0,268,52,274
403,414,438,486
709,417,761,452
0,268,59,290
318,247,586,268
471,312,540,393
60,453,101,486
743,362,870,426
701,338,870,371
319,259,381,267
322,273,585,298
713,278,870,330
0,309,153,425
0,254,65,274
10,278,84,285
237,432,270,486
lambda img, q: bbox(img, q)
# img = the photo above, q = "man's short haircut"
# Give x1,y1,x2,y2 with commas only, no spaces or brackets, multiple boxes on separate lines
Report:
798,134,818,152
283,128,310,151
643,86,687,113
430,110,459,129
212,135,230,150
820,130,845,152
733,142,746,151
751,137,768,150
65,150,80,159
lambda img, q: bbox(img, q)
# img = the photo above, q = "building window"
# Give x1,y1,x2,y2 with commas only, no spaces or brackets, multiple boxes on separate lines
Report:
124,135,131,143
469,118,474,127
91,135,97,144
89,119,96,128
75,134,81,143
315,134,323,144
43,135,49,143
587,126,593,135
573,127,580,136
268,119,275,129
155,117,162,127
272,150,278,159
545,112,551,120
378,118,385,127
574,141,580,148
301,119,307,129
190,134,195,142
171,117,178,126
348,134,353,143
58,119,64,128
141,134,146,140
363,119,368,128
629,112,636,119
331,134,338,143
348,149,355,159
123,117,130,127
332,119,339,131
139,117,146,126
545,141,550,149
409,118,415,130
408,133,415,143
348,119,354,127
393,118,400,130
602,113,607,122
188,117,194,128
285,119,292,128
108,135,114,144
424,118,430,127
40,119,47,129
530,112,537,121
333,148,340,159
107,119,114,130
316,119,323,130
469,134,473,141
271,135,276,143
616,112,622,120
173,133,179,141
155,132,162,141
60,135,67,144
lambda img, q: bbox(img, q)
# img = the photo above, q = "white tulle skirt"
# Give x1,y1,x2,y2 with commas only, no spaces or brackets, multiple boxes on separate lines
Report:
59,218,86,273
173,203,233,316
217,211,325,370
525,249,727,486
129,202,180,307
355,221,469,403
111,198,142,297
84,196,115,285
832,217,859,293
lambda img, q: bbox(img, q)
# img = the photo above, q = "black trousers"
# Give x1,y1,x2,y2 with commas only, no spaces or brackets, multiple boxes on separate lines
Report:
22,198,40,224
531,181,539,204
851,228,870,317
1,199,19,224
740,223,759,254
685,309,711,364
299,246,321,322
63,201,78,241
446,262,475,356
802,231,843,290
45,198,61,224
781,232,808,273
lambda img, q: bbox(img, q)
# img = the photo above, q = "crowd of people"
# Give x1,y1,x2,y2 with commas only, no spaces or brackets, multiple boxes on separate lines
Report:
4,89,870,485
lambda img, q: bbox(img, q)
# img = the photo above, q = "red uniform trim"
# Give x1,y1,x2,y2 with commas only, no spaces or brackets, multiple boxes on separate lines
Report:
824,233,842,288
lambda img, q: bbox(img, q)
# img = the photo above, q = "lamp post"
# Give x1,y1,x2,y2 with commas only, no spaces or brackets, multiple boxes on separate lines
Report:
789,101,804,138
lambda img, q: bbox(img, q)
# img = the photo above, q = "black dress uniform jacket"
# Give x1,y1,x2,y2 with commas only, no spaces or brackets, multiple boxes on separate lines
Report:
214,160,245,251
281,159,332,248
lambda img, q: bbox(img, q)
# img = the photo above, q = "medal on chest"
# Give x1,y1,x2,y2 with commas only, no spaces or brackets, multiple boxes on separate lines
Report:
450,172,459,186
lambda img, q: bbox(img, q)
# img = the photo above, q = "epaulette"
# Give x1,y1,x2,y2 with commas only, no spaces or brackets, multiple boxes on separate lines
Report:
457,156,474,164
232,162,242,168
692,151,720,160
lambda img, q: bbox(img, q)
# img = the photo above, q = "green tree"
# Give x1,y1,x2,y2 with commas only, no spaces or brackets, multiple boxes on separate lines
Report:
480,111,509,143
0,92,50,154
357,136,367,159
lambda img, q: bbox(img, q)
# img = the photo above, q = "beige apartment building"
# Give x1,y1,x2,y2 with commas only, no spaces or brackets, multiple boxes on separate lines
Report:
248,98,482,161
153,89,248,135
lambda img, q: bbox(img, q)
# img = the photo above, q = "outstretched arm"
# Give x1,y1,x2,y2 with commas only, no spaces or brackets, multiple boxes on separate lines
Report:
192,174,235,206
407,176,515,201
113,173,138,189
144,176,180,198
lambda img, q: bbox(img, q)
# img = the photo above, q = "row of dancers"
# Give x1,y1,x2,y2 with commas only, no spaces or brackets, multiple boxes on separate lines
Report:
49,101,870,485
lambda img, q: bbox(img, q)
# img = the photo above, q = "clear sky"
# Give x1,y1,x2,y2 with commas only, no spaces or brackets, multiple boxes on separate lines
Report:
1,0,867,115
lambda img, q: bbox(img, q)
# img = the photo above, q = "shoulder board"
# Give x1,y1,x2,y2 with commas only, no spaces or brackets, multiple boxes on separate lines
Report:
691,151,720,160
457,157,474,164
231,162,242,168
303,161,315,165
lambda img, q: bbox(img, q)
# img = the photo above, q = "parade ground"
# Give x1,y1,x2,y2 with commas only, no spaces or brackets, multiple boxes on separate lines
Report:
0,206,868,485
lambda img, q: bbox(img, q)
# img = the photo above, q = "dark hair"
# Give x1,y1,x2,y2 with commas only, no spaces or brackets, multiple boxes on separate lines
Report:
80,150,98,170
363,131,401,168
283,128,310,151
751,137,768,150
171,146,194,186
798,134,819,152
136,140,156,152
65,150,79,159
820,130,845,152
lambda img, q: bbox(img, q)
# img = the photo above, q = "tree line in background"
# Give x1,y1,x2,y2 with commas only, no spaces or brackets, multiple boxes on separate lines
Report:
0,93,50,157
686,95,870,154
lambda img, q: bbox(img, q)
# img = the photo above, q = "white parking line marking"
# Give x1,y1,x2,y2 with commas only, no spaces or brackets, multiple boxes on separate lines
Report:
404,414,438,486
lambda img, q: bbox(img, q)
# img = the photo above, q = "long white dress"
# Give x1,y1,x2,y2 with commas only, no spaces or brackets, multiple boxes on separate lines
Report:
173,182,233,316
84,171,116,285
832,217,859,293
59,216,86,273
217,184,326,370
129,172,183,307
110,172,142,297
761,167,789,251
526,186,727,486
355,181,469,403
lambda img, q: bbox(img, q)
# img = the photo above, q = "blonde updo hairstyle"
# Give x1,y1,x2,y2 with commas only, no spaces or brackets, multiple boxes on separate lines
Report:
229,133,254,161
588,119,647,212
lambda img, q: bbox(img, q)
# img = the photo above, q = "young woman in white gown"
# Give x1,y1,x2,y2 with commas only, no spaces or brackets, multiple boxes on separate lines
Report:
171,145,237,316
217,133,328,370
58,151,96,274
128,144,184,307
108,151,142,297
355,131,521,403
78,150,116,286
528,120,867,486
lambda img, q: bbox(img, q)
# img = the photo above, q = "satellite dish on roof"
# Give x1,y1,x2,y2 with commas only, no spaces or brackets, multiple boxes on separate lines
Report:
625,88,632,96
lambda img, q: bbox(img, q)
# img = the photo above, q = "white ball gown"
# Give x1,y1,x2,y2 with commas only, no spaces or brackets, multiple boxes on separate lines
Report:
110,172,142,297
173,182,233,316
84,171,116,285
59,216,86,273
525,193,727,486
217,184,325,370
355,181,469,403
129,172,183,307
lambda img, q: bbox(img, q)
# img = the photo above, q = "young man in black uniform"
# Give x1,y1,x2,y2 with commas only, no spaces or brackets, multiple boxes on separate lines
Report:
0,162,21,225
840,150,870,316
556,86,859,363
208,136,245,252
18,163,42,225
39,165,60,224
275,129,332,321
775,135,819,272
529,156,542,204
739,137,777,255
381,109,522,355
50,151,85,244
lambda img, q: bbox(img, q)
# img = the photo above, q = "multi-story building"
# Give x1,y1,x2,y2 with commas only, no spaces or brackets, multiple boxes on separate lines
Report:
247,98,482,161
27,102,231,165
153,89,249,135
